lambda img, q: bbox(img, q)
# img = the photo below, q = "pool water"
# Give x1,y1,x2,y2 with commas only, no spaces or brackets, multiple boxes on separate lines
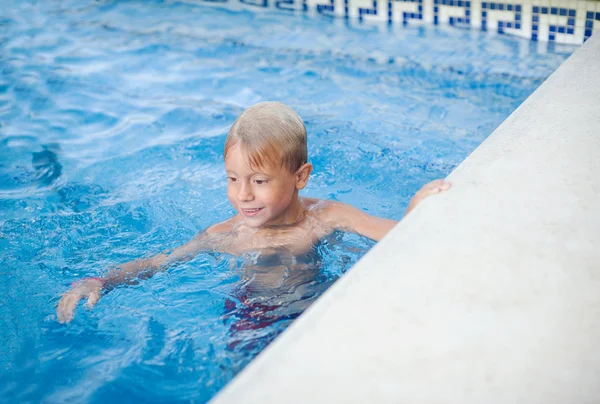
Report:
0,0,575,402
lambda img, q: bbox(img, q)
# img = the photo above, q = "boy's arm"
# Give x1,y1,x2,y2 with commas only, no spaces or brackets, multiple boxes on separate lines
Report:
324,179,451,242
101,231,218,288
323,202,397,242
56,221,232,324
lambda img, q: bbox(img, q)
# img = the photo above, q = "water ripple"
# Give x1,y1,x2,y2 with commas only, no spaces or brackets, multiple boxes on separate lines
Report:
0,0,575,402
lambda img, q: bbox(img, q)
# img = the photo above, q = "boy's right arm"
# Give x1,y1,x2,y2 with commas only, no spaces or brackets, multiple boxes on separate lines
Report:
56,222,232,324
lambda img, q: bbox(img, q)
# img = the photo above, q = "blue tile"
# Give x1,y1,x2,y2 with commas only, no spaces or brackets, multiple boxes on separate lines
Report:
466,1,471,8
531,33,538,40
506,22,512,28
458,0,462,6
567,27,574,34
586,20,593,28
418,5,422,11
532,6,539,13
515,5,521,12
498,21,503,28
434,15,438,24
490,3,495,10
558,26,565,33
541,7,548,14
549,33,555,41
532,15,538,23
559,8,566,16
596,12,600,20
466,9,470,16
586,11,593,19
532,25,538,32
498,3,504,10
567,18,575,26
482,11,487,18
515,22,521,29
568,9,575,17
585,29,592,38
434,6,438,12
550,7,557,15
481,2,487,9
549,25,556,32
515,13,521,21
449,16,455,25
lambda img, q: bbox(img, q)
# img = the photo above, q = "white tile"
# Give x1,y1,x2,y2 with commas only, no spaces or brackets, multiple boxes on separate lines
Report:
387,0,421,24
422,0,434,24
573,25,586,41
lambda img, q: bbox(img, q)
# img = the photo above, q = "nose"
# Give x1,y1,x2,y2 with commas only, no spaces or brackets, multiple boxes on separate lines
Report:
237,182,254,202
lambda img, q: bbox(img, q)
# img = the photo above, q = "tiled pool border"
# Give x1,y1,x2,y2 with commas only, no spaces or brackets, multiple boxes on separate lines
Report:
186,0,600,44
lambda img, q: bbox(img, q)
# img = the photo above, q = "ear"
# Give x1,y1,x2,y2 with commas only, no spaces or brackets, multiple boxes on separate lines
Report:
295,163,312,190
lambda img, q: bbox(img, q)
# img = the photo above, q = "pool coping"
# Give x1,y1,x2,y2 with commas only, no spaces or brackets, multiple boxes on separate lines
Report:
210,31,600,403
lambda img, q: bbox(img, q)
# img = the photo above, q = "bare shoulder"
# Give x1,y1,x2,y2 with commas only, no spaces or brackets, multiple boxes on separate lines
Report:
303,198,360,229
304,198,397,241
203,215,240,235
177,216,240,255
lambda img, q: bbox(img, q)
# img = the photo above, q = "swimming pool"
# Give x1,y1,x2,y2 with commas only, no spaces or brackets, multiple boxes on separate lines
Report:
0,0,576,402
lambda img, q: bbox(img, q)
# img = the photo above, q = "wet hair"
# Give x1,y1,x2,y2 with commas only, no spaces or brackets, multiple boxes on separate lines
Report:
224,101,307,173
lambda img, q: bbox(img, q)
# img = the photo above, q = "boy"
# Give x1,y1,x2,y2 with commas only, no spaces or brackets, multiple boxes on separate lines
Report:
57,101,450,324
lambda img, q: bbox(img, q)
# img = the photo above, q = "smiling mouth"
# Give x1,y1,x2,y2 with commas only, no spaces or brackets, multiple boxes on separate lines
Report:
241,208,263,216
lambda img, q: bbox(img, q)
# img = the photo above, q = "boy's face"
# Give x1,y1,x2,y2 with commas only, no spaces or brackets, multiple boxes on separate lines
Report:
225,144,309,228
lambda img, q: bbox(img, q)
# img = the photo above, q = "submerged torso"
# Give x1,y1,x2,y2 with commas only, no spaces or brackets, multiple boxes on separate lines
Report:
205,198,337,305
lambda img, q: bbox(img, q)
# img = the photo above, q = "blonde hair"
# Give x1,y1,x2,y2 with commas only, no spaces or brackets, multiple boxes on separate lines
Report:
224,101,307,173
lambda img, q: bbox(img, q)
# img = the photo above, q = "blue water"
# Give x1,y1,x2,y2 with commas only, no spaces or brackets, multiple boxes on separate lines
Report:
0,0,575,402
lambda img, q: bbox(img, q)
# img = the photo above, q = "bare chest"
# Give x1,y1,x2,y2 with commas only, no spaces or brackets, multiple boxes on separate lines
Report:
227,224,321,256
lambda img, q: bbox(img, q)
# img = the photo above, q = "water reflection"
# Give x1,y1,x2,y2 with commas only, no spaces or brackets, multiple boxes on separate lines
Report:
223,246,337,353
32,144,62,186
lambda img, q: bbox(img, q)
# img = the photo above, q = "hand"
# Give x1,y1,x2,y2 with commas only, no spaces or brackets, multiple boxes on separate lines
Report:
56,278,104,324
405,179,451,216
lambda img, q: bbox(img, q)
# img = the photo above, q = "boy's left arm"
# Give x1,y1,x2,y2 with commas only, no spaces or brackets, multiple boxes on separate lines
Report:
325,179,451,241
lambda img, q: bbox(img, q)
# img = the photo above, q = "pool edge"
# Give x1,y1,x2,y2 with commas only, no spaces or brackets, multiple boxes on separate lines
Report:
209,31,600,403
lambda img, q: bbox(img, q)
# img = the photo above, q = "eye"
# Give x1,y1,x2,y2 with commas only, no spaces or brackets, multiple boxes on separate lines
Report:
227,177,237,183
254,179,268,185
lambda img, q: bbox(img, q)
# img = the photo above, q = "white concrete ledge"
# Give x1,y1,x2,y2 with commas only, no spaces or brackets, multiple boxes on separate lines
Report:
211,32,600,404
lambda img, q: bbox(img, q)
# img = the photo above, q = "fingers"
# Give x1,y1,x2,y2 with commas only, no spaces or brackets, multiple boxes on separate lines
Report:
57,292,80,324
422,179,451,194
85,290,101,310
57,280,103,323
427,179,451,190
438,180,452,190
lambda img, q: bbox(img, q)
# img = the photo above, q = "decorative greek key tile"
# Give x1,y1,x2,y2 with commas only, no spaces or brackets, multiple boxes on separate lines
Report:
190,0,600,44
481,2,522,34
433,0,471,27
585,10,600,41
387,0,424,25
